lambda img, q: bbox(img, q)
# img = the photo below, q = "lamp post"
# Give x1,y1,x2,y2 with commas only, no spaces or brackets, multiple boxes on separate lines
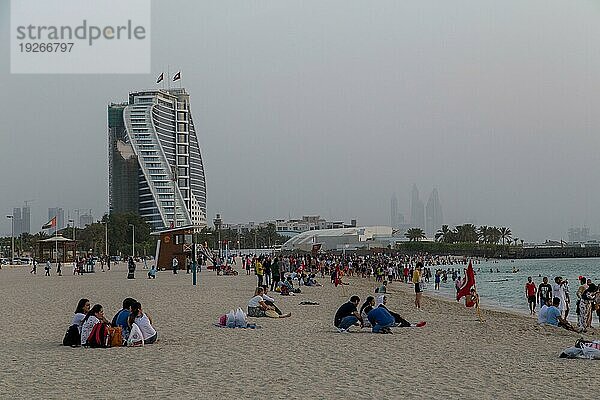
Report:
68,219,76,263
213,214,222,260
6,215,14,264
128,224,135,258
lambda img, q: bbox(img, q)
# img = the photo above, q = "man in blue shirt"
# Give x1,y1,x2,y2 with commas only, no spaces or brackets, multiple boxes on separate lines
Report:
546,297,579,332
112,298,137,338
367,306,395,334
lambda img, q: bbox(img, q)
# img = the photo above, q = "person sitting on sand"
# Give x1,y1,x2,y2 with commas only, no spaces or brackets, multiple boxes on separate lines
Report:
546,297,578,332
147,265,157,279
261,286,290,317
334,296,363,333
360,296,375,328
376,295,425,328
305,273,322,287
367,304,396,334
72,298,90,332
248,287,290,318
80,304,110,345
112,297,137,338
375,281,387,294
128,301,158,344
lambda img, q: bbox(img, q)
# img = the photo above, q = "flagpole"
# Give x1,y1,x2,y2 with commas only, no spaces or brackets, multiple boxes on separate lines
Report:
167,65,171,91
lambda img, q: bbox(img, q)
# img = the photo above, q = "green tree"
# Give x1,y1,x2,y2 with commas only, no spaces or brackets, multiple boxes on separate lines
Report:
499,227,512,245
405,227,426,242
435,225,454,243
455,224,478,243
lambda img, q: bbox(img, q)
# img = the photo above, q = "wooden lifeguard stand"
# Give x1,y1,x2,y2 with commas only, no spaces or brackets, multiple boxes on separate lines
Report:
152,225,200,271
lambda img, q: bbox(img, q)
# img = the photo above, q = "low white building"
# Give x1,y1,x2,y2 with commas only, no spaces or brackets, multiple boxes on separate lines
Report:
281,226,394,252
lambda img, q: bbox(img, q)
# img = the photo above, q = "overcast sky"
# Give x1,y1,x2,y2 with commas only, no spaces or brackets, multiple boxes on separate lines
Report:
1,0,600,242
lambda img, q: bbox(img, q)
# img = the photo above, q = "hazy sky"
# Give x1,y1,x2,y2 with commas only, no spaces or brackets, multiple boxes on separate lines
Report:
1,0,600,242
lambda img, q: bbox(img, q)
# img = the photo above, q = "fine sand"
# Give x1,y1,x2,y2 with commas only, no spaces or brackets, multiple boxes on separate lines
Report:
0,261,596,399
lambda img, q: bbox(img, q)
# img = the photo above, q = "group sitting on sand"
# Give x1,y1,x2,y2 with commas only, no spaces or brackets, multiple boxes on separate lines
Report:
64,297,158,347
334,295,426,334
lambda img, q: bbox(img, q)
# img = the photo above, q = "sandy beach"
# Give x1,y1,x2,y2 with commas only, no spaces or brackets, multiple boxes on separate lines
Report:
0,261,595,399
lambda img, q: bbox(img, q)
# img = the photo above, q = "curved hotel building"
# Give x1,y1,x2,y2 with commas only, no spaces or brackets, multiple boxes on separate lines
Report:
108,88,207,230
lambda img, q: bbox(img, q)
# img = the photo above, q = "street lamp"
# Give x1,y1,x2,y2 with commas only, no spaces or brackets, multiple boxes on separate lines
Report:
68,219,76,267
6,215,14,264
213,214,222,259
128,224,135,258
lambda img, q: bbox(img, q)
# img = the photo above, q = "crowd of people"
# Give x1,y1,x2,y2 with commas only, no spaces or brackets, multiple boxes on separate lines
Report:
528,275,600,332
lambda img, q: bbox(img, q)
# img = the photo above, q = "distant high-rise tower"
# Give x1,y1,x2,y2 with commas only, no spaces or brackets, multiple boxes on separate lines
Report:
48,208,65,234
12,208,22,236
21,205,30,235
108,88,207,230
410,184,425,230
390,193,399,227
425,188,443,237
80,210,93,227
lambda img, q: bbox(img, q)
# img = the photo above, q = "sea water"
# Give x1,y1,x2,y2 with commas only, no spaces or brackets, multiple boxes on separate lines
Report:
428,258,600,319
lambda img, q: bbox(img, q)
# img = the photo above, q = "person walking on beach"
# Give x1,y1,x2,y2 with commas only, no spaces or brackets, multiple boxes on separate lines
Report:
57,261,62,276
413,262,424,309
45,260,51,276
30,259,37,274
172,256,178,274
525,277,537,315
538,277,552,309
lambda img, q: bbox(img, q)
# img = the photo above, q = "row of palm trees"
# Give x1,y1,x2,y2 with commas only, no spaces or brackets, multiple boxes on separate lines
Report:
405,224,521,245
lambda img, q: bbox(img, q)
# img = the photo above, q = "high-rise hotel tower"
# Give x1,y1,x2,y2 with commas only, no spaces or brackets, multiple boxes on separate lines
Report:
108,88,207,230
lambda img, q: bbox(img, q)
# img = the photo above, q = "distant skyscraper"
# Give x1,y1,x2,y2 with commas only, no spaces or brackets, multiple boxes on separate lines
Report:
80,211,93,227
390,193,399,227
108,88,207,230
12,208,22,236
21,206,30,235
410,184,425,230
425,188,443,237
48,207,65,234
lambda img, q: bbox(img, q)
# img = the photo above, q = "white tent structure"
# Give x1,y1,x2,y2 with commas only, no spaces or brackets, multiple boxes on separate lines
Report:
281,226,394,252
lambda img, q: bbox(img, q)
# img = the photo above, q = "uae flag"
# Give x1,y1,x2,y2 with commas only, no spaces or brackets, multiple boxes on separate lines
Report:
456,261,476,302
173,71,181,81
42,216,57,230
156,72,164,84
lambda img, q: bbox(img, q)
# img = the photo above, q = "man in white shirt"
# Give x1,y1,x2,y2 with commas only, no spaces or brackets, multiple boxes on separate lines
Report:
552,277,567,317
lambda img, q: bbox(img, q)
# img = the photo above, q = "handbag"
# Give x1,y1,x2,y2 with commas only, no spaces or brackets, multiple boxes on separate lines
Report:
108,326,123,347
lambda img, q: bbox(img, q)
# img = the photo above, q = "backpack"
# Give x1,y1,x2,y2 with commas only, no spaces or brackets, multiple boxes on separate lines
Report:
86,323,111,348
62,324,81,347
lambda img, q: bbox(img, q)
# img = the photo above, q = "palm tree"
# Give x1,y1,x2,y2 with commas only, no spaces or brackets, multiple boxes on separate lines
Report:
499,227,512,245
478,225,489,244
435,225,452,243
405,228,426,242
488,227,501,244
455,224,478,243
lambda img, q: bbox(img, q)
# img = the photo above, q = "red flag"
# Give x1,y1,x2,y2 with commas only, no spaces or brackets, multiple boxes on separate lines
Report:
456,261,475,301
